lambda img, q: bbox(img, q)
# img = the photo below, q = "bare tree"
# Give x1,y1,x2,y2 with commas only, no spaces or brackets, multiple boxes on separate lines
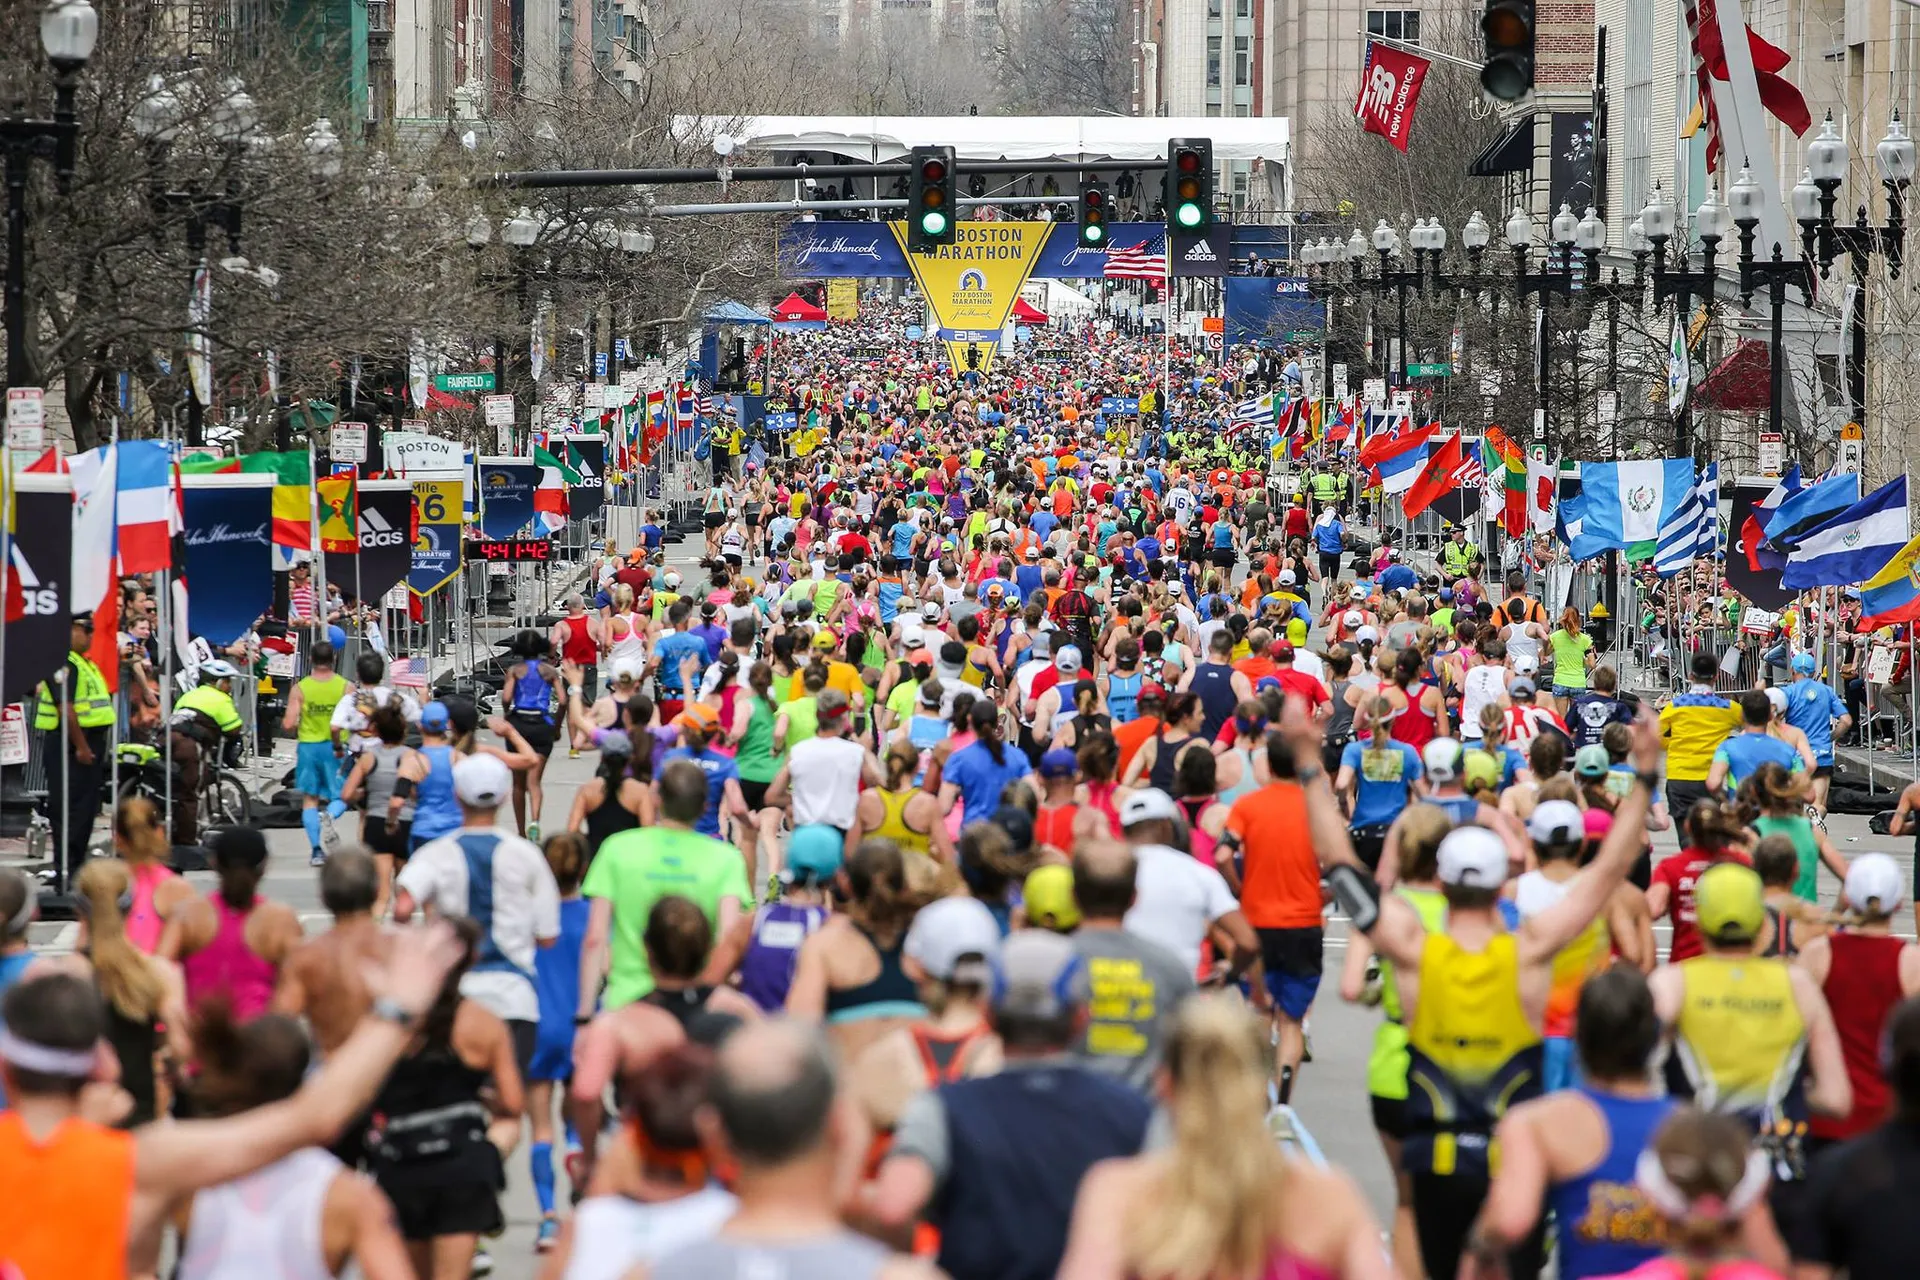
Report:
988,0,1130,114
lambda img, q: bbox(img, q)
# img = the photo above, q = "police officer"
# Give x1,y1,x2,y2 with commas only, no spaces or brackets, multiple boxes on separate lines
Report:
1440,525,1480,579
1310,465,1341,512
35,613,116,890
170,660,248,848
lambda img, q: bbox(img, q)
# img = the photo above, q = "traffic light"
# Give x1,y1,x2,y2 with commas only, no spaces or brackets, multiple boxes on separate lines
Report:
907,145,957,251
1165,139,1213,232
1077,179,1110,248
1480,0,1535,101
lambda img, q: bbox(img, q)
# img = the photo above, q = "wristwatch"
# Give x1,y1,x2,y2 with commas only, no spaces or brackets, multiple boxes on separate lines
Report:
370,996,419,1028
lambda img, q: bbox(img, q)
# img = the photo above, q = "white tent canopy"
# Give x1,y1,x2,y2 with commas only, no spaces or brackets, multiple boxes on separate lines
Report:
671,115,1290,166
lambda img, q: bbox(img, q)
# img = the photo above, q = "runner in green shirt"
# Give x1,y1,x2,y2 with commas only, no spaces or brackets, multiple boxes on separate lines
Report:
579,758,752,1009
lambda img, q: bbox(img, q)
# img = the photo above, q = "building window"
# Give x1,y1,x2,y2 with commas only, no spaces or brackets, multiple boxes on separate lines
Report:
1207,33,1222,86
1365,9,1419,42
1237,0,1252,13
1208,0,1223,15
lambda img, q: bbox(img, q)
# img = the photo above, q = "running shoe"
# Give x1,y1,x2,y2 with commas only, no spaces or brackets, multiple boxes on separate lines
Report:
534,1216,560,1254
569,747,580,759
309,848,327,868
527,821,541,844
470,1241,494,1276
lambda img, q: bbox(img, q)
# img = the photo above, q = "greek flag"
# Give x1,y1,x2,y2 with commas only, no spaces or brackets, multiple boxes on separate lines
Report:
1653,463,1720,576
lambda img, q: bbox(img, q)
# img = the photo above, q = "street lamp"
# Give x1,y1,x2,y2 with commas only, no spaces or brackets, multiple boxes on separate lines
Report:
1793,108,1914,440
1641,182,1725,457
303,118,344,182
1510,205,1582,446
1728,159,1813,455
3,0,98,391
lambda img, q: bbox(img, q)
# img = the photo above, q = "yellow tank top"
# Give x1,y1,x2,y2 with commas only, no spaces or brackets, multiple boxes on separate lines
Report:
1672,955,1807,1114
1543,916,1610,1040
873,786,930,856
1405,930,1543,1175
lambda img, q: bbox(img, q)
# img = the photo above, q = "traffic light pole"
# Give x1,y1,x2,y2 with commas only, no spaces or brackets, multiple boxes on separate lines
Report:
483,158,1152,190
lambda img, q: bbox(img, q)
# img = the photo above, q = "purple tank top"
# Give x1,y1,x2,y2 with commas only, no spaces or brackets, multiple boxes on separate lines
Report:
738,902,828,1012
181,894,278,1022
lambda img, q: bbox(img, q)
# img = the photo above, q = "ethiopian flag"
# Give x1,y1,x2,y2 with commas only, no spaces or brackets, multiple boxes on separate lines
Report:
179,449,312,548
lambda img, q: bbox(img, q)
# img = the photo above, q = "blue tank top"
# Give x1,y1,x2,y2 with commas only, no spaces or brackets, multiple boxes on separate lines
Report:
511,663,554,722
1212,522,1233,549
1107,671,1144,724
0,952,34,1109
1548,1089,1675,1279
1429,793,1481,826
410,745,462,841
738,902,829,1012
1191,662,1239,740
534,897,591,1031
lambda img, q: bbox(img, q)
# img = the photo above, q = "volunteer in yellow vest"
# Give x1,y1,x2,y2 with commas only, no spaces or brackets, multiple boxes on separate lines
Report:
1310,467,1341,510
281,639,350,868
1648,861,1850,1187
167,660,248,850
35,613,116,892
1440,526,1479,578
1285,701,1660,1280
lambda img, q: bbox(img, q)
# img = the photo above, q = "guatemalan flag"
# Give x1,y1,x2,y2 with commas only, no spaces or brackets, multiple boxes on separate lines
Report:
1562,459,1695,561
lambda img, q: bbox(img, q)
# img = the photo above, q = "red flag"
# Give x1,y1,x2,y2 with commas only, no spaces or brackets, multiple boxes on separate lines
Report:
1400,434,1468,519
1353,40,1431,153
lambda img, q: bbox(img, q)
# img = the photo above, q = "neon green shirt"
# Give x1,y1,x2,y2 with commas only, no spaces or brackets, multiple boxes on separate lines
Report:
295,673,348,743
582,825,752,1006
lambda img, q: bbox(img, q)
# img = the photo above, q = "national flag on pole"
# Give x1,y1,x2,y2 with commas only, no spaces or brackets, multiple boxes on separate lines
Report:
1859,531,1920,629
1275,396,1308,441
1482,427,1527,537
113,440,174,574
1782,475,1911,589
1374,433,1433,496
533,445,577,533
1527,454,1558,534
1764,470,1860,549
387,656,429,689
317,473,359,555
1561,459,1696,560
1653,463,1721,575
69,445,123,689
1741,465,1802,571
1104,235,1168,282
1667,312,1690,415
1401,434,1471,518
1324,397,1358,443
1230,392,1277,432
1358,417,1433,475
167,463,193,671
180,450,312,549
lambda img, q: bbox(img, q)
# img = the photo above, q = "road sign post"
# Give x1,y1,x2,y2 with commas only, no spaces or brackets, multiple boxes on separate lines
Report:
331,422,369,463
433,372,495,393
6,387,45,452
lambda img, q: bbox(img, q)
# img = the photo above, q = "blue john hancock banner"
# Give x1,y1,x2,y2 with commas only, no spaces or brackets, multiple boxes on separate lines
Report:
476,459,538,539
778,222,1166,280
182,483,275,647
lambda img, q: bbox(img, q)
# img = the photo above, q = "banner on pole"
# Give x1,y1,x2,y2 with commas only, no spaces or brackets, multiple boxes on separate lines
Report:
476,459,538,539
555,435,607,525
409,479,463,598
1354,39,1431,152
383,430,463,475
890,222,1050,361
825,279,859,320
3,481,75,704
353,482,413,607
181,482,275,649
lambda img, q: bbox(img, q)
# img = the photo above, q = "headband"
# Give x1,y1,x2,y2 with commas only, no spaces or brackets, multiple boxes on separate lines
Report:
1633,1147,1770,1224
0,1027,98,1078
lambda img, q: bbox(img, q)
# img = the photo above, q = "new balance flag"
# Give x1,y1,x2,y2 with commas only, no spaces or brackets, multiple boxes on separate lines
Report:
1354,40,1431,152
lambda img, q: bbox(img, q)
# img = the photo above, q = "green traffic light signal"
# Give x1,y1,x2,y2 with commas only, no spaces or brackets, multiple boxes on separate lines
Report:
1085,223,1105,243
921,209,949,236
1175,202,1204,229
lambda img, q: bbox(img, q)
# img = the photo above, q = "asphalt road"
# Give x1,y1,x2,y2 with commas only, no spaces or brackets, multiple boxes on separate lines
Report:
17,516,1920,1277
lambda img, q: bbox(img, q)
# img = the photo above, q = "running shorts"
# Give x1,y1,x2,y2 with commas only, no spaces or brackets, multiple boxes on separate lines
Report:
295,741,343,802
1257,926,1324,1021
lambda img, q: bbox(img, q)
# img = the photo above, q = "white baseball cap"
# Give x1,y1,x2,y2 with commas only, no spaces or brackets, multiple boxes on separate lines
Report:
1343,610,1364,629
1437,826,1508,888
1421,737,1465,784
904,896,1003,984
1279,569,1296,586
453,754,513,809
1355,624,1381,645
1844,853,1907,916
1054,645,1084,674
1119,787,1179,827
1513,654,1540,676
1526,799,1585,847
663,570,681,588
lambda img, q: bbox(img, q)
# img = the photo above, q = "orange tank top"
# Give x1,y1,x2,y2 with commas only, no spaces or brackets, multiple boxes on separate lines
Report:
0,1112,135,1280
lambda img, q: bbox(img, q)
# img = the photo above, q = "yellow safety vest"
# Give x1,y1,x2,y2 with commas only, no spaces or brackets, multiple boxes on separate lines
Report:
35,652,115,731
1441,542,1479,576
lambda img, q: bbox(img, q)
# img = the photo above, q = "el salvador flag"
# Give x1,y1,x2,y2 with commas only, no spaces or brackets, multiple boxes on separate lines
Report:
1782,475,1910,589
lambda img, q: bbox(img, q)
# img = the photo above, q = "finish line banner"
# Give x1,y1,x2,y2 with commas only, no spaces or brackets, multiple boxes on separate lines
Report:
889,222,1048,379
779,221,1165,280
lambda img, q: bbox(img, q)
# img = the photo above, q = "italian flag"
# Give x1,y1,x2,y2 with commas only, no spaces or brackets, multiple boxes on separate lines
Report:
180,448,312,549
534,445,578,533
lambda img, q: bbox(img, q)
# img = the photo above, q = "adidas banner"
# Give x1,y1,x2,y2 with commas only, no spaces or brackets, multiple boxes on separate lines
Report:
476,458,538,539
1170,226,1232,278
181,483,275,650
5,480,77,704
352,482,414,606
557,435,607,525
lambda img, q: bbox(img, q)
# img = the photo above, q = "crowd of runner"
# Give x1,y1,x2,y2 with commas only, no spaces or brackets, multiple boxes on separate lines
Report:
7,303,1920,1280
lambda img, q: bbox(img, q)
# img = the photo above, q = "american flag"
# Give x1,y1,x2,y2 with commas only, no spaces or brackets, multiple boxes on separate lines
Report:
1104,235,1167,282
694,392,714,418
388,656,429,689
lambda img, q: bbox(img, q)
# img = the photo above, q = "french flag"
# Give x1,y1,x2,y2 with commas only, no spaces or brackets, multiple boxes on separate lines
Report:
115,440,174,574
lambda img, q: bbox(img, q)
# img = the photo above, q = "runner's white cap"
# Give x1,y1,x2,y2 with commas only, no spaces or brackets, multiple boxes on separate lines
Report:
1279,569,1296,586
1513,654,1539,676
453,754,513,809
1343,610,1364,628
1436,826,1509,888
904,896,1003,984
1526,799,1585,847
1844,853,1907,916
1356,624,1380,645
1119,787,1179,826
1421,737,1465,783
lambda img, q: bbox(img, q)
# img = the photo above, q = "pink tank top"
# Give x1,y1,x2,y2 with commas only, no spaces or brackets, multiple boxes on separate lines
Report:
181,895,277,1022
1610,1262,1783,1280
124,863,176,955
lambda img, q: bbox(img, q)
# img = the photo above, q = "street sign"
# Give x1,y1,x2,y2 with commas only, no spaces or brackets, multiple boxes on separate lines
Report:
1362,378,1386,407
331,421,368,463
1332,364,1348,401
614,338,631,360
1758,430,1784,477
1596,391,1618,426
432,371,495,392
593,352,608,378
1407,361,1454,378
401,419,427,434
1389,391,1413,417
1533,407,1547,441
1838,421,1863,474
0,704,26,767
483,394,514,427
6,386,45,451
